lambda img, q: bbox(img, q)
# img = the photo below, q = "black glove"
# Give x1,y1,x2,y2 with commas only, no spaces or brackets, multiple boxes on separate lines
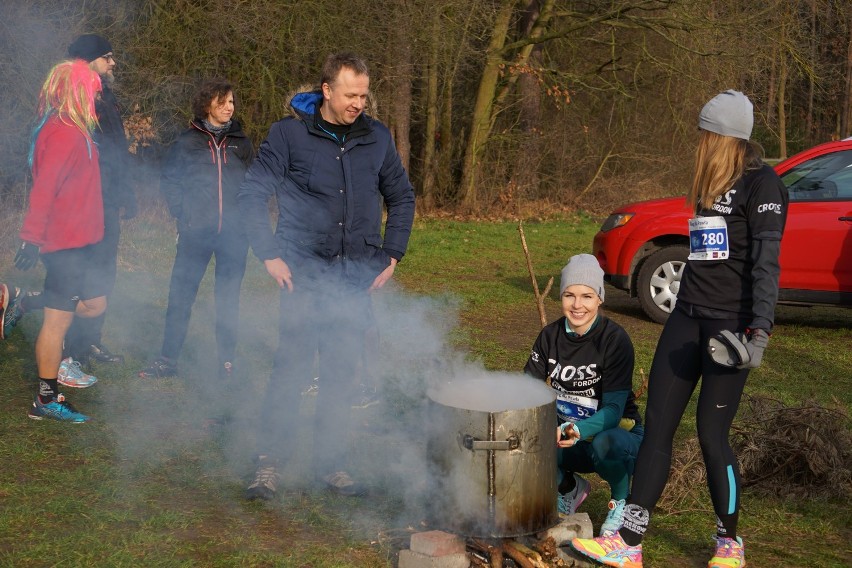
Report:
708,328,770,369
14,242,40,271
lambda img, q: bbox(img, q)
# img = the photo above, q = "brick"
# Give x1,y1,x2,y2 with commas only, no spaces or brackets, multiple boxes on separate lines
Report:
409,530,467,557
398,549,470,568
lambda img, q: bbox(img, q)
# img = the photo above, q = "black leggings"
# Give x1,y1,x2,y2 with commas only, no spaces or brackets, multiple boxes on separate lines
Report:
628,306,749,539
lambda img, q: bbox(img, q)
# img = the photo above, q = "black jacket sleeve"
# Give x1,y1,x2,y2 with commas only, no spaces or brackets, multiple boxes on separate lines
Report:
159,134,187,222
377,130,415,260
96,87,136,211
239,122,290,261
749,238,782,331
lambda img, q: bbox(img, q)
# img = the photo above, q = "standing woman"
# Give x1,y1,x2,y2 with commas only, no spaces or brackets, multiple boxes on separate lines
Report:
572,90,788,568
139,79,255,379
17,60,105,422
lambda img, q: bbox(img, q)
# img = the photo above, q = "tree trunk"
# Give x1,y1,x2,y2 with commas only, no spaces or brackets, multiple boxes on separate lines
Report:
437,76,455,200
510,1,544,197
389,1,413,171
842,11,852,138
458,0,517,210
420,9,441,211
806,0,816,141
778,49,788,160
766,43,777,128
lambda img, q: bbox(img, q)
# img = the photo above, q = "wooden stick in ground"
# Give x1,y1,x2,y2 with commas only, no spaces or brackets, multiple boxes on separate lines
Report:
518,220,553,328
635,367,649,399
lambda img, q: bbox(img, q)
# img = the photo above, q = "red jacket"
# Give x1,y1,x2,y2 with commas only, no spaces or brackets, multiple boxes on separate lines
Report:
20,115,104,253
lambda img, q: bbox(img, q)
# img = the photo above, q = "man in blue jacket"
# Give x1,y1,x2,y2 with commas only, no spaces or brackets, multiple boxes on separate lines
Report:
239,52,415,500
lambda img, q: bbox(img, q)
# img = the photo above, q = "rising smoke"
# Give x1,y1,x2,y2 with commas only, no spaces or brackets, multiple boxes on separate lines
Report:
2,0,557,546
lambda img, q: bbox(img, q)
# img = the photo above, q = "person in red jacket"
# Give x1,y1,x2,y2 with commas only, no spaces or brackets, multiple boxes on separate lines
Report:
15,59,106,422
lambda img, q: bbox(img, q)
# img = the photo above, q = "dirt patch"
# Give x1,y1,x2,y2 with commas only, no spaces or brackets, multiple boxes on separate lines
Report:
488,286,663,357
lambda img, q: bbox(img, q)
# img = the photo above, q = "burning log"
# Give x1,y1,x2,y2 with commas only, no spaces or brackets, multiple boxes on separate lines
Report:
468,539,503,567
505,540,548,568
466,534,592,567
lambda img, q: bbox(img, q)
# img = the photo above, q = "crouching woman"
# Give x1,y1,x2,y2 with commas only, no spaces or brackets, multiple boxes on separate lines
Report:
524,253,644,536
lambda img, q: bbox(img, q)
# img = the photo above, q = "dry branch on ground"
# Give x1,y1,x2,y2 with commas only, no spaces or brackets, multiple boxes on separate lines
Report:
658,394,852,513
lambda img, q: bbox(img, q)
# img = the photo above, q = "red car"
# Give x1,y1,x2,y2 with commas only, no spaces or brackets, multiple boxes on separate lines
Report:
593,139,852,323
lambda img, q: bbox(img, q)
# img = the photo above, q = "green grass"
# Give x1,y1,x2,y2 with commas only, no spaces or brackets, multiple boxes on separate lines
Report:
1,212,849,567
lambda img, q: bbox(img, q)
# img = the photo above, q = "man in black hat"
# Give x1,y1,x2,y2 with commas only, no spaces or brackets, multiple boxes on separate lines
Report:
64,33,137,365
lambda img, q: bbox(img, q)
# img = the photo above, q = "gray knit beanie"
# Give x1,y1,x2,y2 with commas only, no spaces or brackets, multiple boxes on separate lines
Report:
560,254,605,301
698,89,753,140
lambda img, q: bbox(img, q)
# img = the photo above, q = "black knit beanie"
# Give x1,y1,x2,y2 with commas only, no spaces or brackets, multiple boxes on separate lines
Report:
67,34,113,63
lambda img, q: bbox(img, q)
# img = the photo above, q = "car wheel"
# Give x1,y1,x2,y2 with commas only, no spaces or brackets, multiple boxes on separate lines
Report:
636,245,688,324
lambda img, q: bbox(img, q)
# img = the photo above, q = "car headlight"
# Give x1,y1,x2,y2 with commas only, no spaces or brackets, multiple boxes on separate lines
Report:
599,213,635,232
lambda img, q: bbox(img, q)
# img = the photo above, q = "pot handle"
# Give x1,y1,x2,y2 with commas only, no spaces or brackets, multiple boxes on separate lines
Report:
463,434,520,451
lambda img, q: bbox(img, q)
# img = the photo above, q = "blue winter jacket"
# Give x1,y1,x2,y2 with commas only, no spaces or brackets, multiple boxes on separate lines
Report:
238,91,415,289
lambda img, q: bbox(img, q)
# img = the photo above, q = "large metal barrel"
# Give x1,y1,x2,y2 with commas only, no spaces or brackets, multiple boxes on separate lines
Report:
426,375,558,538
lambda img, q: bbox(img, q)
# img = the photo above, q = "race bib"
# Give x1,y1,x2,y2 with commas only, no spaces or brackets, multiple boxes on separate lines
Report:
556,392,598,423
688,216,729,260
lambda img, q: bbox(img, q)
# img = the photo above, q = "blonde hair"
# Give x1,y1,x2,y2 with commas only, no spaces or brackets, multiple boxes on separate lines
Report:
688,130,762,210
29,60,102,166
38,59,101,136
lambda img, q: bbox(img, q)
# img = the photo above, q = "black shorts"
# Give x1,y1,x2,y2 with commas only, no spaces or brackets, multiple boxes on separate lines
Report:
41,244,108,312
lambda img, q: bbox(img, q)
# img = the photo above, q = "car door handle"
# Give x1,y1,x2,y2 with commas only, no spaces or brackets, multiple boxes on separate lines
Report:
840,216,852,221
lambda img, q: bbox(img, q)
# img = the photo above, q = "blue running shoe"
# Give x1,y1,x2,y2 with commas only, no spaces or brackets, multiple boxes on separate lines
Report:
600,498,627,536
558,473,591,517
58,357,98,388
3,286,26,339
28,394,91,423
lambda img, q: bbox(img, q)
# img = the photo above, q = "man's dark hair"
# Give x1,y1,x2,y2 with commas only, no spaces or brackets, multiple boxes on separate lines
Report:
192,78,233,121
320,52,369,87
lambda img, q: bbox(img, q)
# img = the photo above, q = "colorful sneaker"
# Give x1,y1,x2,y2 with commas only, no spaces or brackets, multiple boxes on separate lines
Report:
58,357,98,388
3,287,26,338
0,283,8,340
301,376,319,396
571,532,643,568
558,473,591,516
138,357,178,378
351,383,380,409
600,498,627,536
28,394,90,423
708,536,745,568
246,455,281,501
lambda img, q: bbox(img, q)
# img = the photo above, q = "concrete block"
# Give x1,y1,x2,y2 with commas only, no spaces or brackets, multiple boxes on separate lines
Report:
398,549,470,568
410,530,467,557
536,512,593,546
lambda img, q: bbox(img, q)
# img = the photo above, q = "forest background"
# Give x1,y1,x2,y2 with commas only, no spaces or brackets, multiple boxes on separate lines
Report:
0,0,851,216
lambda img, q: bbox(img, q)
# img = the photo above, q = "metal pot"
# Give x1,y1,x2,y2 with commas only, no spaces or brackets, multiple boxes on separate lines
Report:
426,375,558,538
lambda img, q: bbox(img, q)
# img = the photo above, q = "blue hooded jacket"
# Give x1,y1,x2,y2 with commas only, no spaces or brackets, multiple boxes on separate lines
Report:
238,91,415,289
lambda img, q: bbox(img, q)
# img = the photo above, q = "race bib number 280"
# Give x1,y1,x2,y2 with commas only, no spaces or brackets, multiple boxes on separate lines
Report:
688,216,729,261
